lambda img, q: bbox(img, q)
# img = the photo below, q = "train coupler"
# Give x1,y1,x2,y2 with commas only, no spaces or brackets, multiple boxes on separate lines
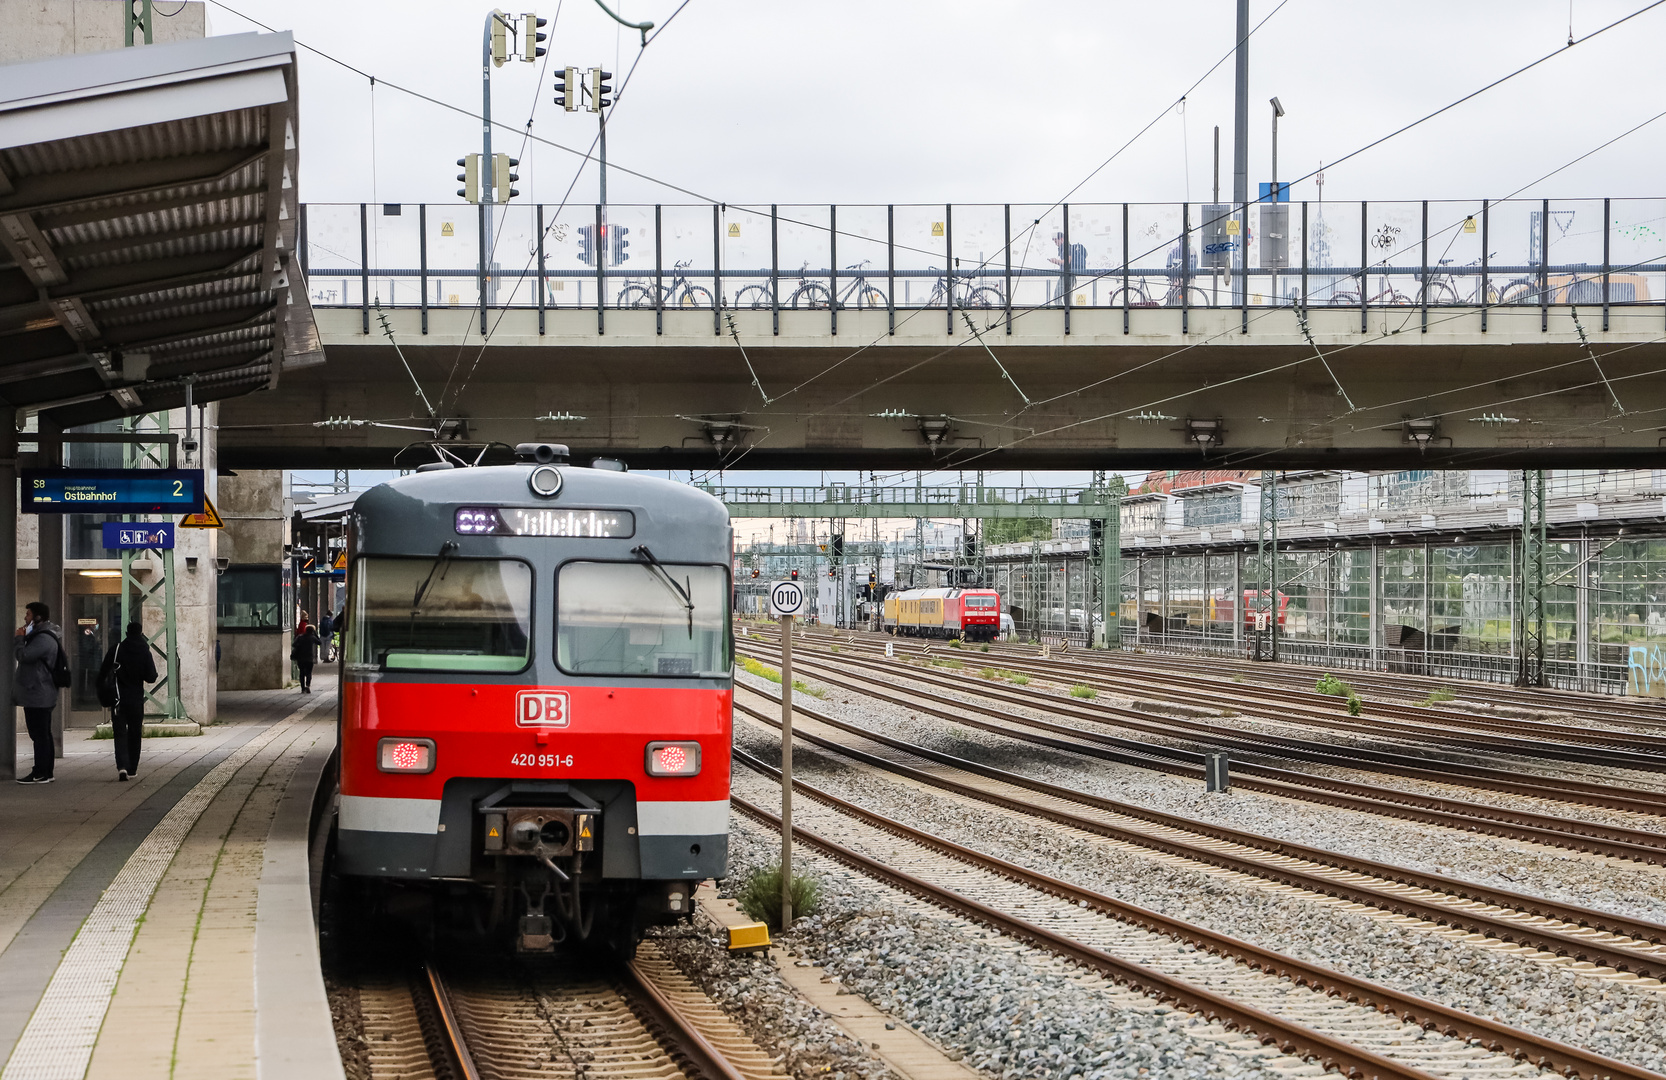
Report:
517,879,560,953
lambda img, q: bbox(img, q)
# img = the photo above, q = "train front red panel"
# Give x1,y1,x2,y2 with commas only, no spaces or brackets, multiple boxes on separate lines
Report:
341,680,733,804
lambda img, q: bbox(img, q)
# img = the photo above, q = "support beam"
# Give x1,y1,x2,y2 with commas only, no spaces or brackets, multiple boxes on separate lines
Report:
0,406,14,780
1516,468,1547,687
36,419,64,759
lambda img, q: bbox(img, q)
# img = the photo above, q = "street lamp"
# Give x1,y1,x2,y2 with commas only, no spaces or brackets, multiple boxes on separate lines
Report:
1269,96,1285,197
1269,96,1286,301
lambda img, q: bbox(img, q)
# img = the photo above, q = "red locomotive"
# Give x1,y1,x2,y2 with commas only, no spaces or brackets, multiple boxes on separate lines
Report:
333,445,733,955
880,586,1002,642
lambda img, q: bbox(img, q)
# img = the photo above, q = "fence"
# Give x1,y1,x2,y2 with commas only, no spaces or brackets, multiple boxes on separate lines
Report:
300,198,1666,325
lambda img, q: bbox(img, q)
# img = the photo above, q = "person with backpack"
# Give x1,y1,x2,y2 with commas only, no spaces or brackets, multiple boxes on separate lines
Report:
99,622,158,782
291,622,321,693
14,601,69,784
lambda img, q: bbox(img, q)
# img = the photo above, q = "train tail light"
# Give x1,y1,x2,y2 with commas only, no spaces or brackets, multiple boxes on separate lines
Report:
645,740,702,777
377,737,436,774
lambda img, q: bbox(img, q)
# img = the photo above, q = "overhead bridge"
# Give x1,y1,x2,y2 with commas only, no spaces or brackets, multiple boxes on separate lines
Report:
218,198,1666,469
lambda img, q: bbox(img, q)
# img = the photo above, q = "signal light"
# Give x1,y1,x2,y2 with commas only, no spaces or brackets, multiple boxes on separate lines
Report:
828,569,836,578
610,224,629,265
377,737,436,774
455,155,480,203
522,13,547,61
751,569,760,578
490,13,509,67
590,68,613,112
554,65,578,111
645,740,701,777
790,569,798,580
494,153,520,202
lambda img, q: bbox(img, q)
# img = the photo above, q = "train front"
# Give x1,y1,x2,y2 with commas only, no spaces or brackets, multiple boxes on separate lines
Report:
335,447,733,955
959,588,1001,641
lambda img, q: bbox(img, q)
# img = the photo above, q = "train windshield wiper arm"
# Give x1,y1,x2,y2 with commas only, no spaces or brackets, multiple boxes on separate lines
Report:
631,544,694,636
411,541,459,616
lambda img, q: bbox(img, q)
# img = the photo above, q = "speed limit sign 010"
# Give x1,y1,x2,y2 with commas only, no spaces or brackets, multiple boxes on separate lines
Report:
769,580,806,617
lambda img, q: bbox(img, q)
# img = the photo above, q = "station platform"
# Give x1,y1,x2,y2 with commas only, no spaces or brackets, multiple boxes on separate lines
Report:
1,675,343,1080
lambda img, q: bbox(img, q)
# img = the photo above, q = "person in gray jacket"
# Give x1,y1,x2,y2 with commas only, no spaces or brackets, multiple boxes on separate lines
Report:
14,602,63,784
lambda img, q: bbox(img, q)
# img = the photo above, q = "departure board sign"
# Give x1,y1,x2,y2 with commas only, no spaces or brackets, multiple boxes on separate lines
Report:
22,469,204,514
454,506,635,538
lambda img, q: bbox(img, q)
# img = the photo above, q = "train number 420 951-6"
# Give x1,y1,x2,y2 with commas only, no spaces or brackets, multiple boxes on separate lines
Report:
510,753,573,768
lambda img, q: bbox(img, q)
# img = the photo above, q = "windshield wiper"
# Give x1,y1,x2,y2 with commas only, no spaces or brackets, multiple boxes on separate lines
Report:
632,544,694,636
411,541,459,617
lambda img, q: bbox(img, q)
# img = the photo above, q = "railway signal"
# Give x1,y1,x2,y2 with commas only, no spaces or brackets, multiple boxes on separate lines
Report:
590,69,613,112
456,154,481,203
522,13,547,61
610,225,629,265
494,153,520,202
576,224,595,266
553,66,578,110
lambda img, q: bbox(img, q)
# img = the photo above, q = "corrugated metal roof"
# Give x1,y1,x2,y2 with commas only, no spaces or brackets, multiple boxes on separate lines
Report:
0,32,317,425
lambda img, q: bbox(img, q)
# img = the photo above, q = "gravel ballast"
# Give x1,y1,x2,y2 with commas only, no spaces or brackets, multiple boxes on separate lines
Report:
735,670,1666,929
716,809,1301,1080
731,717,1666,1075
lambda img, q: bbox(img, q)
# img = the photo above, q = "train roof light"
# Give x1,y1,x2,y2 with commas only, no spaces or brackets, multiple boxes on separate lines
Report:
515,442,570,464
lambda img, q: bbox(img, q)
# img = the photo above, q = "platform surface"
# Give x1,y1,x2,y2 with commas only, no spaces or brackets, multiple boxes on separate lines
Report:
1,674,342,1080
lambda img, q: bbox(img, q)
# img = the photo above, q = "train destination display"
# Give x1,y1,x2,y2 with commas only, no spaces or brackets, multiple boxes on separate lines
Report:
22,469,205,514
453,506,635,538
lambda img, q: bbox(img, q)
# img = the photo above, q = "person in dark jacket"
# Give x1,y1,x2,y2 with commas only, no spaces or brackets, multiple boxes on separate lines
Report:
104,622,158,781
13,602,63,784
292,623,321,693
318,611,335,661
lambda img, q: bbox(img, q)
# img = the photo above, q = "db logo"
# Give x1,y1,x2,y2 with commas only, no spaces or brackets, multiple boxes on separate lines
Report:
516,690,571,728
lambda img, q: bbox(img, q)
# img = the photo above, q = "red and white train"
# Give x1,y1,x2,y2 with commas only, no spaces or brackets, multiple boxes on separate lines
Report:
334,444,732,955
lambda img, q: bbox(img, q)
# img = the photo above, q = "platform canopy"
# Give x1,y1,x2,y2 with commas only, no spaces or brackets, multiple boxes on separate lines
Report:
0,30,320,427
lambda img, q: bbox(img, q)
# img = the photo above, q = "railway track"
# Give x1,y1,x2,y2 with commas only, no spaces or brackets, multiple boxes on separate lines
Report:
729,754,1666,1080
1100,645,1666,731
729,685,1666,981
347,949,777,1080
740,637,1666,826
748,627,1666,768
736,641,1666,863
849,629,1666,740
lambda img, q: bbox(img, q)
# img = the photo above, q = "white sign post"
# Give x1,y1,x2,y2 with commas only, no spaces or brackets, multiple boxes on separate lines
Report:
768,579,806,928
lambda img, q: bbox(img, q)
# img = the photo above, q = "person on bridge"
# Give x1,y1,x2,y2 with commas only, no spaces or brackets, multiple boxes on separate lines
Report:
292,622,321,693
103,622,158,782
13,602,64,785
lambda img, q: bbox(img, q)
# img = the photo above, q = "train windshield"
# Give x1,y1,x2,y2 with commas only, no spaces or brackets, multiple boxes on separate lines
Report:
348,557,533,673
557,562,730,678
964,596,998,608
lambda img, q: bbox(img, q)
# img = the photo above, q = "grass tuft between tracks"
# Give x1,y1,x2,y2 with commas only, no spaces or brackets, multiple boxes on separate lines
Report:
739,863,822,929
1316,673,1364,715
1069,683,1098,699
1419,686,1457,706
740,656,827,698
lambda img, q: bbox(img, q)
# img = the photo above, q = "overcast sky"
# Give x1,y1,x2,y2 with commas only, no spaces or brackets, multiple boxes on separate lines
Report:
205,0,1666,208
225,0,1666,495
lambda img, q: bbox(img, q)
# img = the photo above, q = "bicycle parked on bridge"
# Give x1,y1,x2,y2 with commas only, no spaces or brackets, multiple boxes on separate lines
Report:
617,260,715,309
732,261,891,310
919,267,1004,308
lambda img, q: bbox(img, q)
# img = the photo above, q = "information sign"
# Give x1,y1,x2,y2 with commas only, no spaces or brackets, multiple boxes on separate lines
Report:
22,469,204,515
768,580,806,617
101,523,175,550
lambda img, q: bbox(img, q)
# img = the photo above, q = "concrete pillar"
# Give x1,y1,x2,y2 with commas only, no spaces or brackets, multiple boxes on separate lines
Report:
37,419,63,758
0,407,14,781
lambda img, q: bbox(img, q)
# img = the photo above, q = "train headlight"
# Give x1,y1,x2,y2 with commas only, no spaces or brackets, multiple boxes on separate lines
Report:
377,737,436,774
645,740,701,777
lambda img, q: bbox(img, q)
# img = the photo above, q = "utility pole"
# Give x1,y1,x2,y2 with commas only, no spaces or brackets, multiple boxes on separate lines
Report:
1232,0,1250,306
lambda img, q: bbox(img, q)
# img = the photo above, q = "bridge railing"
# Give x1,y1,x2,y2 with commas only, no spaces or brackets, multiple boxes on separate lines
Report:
299,198,1666,323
